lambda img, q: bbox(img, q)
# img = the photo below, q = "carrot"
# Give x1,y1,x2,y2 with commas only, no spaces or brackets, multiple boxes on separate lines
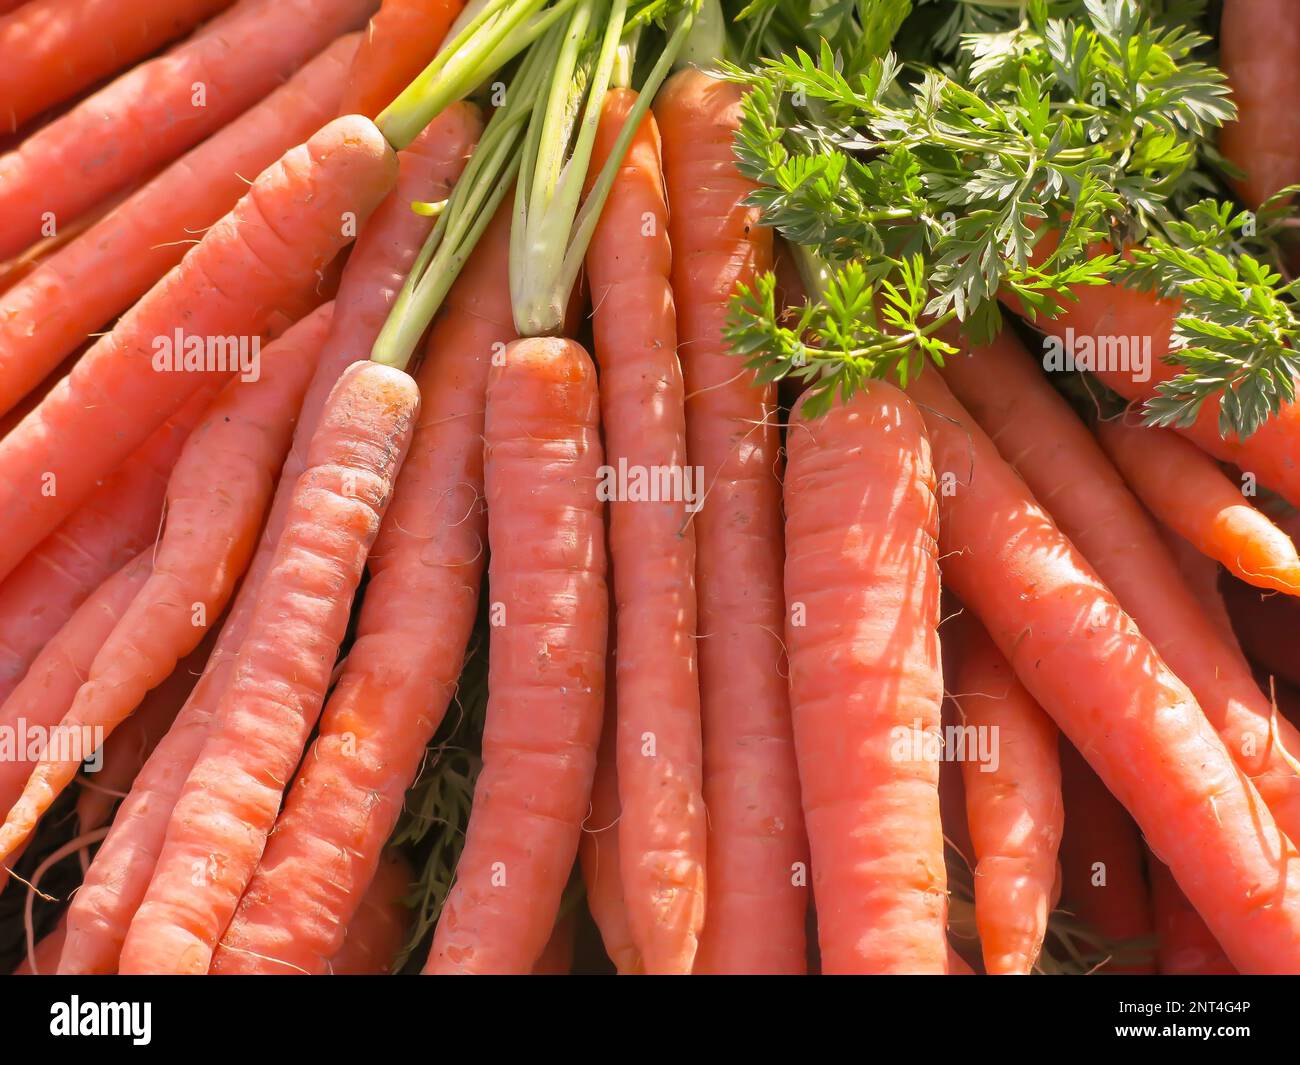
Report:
585,87,707,976
56,110,477,975
1218,0,1300,208
75,633,216,835
0,304,333,864
784,381,948,975
1148,854,1236,976
1096,412,1300,594
949,614,1062,976
940,332,1300,847
341,0,464,118
0,554,151,818
212,199,506,980
118,361,419,974
0,33,360,418
0,0,379,263
532,913,577,976
0,0,235,135
0,384,217,706
13,918,67,976
327,851,414,976
1058,742,1155,974
907,366,1300,974
425,337,608,975
1219,575,1300,690
579,643,642,976
1157,525,1239,649
0,114,396,585
656,66,807,976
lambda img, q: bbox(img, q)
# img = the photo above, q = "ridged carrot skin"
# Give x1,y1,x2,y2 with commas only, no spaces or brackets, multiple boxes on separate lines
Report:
1096,413,1300,594
57,111,477,975
0,384,215,706
0,34,359,418
0,305,331,864
341,0,464,118
0,115,397,585
940,332,1300,846
656,67,808,976
0,0,235,135
211,204,509,977
1148,855,1236,975
784,382,948,975
1059,742,1155,974
327,851,414,975
950,616,1062,976
0,0,379,262
909,367,1300,974
1218,0,1300,208
586,87,707,976
0,554,150,818
426,337,608,975
119,361,419,975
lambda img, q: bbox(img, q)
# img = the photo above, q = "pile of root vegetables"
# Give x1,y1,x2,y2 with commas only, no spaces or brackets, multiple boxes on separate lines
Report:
2,0,1300,977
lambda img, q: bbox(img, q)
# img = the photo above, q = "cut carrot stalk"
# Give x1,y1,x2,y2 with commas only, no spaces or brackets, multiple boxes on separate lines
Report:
0,33,360,419
586,86,707,976
0,0,236,136
425,337,608,974
0,554,151,818
784,381,947,975
1058,742,1155,975
341,0,465,119
0,0,380,263
0,383,217,706
950,614,1062,976
908,366,1300,975
327,851,415,976
0,114,397,585
119,361,420,974
940,332,1300,847
212,205,509,979
1096,412,1300,595
0,304,333,865
58,107,477,975
657,66,808,975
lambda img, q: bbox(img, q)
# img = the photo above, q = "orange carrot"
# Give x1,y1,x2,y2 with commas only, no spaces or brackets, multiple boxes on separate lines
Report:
341,0,464,118
0,34,360,418
950,615,1062,976
586,87,707,976
657,66,807,976
13,917,67,976
1219,0,1300,208
1058,741,1155,974
784,381,948,975
0,554,151,819
119,361,419,974
1148,854,1236,976
1097,412,1300,594
1157,525,1239,649
75,632,217,835
0,0,379,262
0,0,235,135
0,305,333,863
56,110,476,975
0,384,217,706
0,114,396,585
327,851,414,976
940,332,1300,846
532,913,577,976
579,644,641,976
425,338,608,975
908,366,1300,974
212,200,506,980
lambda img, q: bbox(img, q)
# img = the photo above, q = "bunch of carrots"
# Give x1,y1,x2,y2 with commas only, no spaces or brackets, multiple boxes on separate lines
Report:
0,0,1298,977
